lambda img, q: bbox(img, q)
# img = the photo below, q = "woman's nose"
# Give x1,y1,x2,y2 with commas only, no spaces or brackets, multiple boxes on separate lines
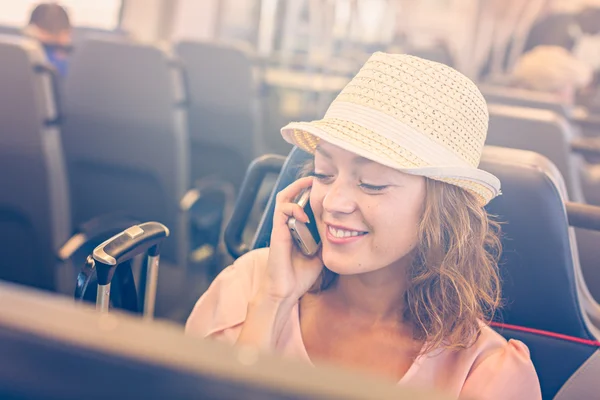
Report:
322,181,356,215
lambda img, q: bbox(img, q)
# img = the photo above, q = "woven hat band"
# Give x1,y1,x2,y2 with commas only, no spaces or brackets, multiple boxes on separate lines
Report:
324,102,475,169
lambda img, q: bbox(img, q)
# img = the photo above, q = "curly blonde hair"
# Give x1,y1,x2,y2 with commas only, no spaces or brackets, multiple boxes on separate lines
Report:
301,161,503,354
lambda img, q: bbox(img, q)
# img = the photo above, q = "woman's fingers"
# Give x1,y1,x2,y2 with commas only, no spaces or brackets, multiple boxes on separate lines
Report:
274,176,313,205
279,203,309,223
272,176,313,227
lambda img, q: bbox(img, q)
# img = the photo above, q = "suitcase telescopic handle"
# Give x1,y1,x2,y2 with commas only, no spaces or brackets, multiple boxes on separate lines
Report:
93,222,170,270
92,222,170,314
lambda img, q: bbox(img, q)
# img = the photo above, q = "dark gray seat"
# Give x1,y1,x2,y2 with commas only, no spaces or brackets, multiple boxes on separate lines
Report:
60,38,218,319
480,84,572,119
245,146,600,399
0,25,22,37
486,104,584,200
0,35,71,292
480,83,600,140
486,104,600,309
175,40,258,189
61,37,190,268
71,27,128,45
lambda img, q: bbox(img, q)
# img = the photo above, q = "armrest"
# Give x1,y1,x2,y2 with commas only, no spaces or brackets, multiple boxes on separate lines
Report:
572,107,600,133
168,58,191,108
57,213,140,262
180,178,236,213
225,155,286,259
570,137,600,158
181,179,238,266
567,202,600,231
34,63,62,126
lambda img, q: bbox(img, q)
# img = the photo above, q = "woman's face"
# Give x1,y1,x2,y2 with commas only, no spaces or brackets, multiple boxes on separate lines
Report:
310,141,426,275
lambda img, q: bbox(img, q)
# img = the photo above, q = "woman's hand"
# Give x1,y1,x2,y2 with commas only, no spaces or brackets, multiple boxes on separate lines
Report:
236,177,324,350
258,176,323,305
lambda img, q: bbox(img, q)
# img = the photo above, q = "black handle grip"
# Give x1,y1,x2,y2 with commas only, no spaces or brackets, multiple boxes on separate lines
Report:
93,222,170,267
225,155,285,258
168,59,191,108
34,63,63,126
567,202,600,231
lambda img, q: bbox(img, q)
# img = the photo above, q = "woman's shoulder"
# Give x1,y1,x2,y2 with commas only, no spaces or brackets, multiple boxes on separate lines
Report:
442,322,534,374
414,322,541,399
458,322,542,399
470,322,515,356
470,323,531,363
424,321,528,366
184,248,270,338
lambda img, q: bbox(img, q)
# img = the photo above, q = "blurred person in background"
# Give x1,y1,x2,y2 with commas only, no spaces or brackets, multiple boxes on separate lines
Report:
479,0,548,81
523,1,600,54
510,45,593,103
23,2,72,76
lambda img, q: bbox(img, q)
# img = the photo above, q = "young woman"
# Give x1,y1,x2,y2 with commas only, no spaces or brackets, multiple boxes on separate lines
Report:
186,52,541,399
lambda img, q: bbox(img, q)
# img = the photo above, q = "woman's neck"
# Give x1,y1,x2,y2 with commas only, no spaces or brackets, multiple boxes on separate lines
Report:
329,261,410,323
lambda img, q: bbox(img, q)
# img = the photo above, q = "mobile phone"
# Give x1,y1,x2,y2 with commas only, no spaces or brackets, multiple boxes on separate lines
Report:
287,188,321,256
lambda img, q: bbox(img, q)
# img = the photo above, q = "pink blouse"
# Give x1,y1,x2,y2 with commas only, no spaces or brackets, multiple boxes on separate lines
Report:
186,248,542,400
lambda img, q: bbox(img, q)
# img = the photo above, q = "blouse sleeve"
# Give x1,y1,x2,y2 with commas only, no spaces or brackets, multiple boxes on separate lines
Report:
460,339,542,400
184,248,267,344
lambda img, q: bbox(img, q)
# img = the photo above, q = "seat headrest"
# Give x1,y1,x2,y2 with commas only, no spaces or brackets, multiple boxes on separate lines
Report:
175,40,254,110
479,84,572,118
486,103,585,203
174,40,256,160
0,26,23,37
480,146,592,339
253,146,593,339
65,38,182,122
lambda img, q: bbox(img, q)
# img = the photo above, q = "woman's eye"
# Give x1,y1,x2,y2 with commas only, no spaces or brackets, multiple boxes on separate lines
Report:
360,183,389,192
312,172,333,183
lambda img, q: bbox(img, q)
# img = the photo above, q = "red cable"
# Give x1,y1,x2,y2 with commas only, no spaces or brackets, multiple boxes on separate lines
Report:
490,321,600,347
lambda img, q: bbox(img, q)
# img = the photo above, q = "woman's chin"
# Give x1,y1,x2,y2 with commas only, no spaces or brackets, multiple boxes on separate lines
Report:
322,250,372,275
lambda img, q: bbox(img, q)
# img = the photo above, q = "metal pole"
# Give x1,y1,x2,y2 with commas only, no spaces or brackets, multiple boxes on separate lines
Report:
96,283,111,312
143,254,160,319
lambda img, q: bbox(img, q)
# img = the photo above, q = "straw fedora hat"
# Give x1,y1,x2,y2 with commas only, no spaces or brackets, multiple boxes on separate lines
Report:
281,52,501,205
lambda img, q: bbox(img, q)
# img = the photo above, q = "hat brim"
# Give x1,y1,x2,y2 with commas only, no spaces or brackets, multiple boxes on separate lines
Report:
281,118,501,205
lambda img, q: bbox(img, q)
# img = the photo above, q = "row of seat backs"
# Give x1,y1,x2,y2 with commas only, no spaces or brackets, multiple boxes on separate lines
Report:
249,146,598,399
482,85,600,211
0,34,192,293
65,37,315,269
0,35,71,290
486,103,584,202
484,101,600,313
0,34,279,293
61,38,261,261
480,84,573,120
